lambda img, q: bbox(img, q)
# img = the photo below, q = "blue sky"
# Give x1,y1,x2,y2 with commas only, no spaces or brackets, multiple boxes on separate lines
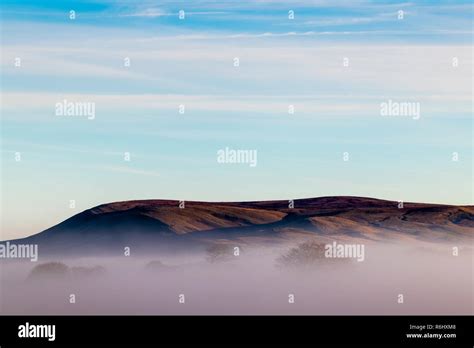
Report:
1,0,473,239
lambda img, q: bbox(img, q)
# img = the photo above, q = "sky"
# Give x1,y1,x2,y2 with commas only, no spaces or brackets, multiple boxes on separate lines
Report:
0,0,473,239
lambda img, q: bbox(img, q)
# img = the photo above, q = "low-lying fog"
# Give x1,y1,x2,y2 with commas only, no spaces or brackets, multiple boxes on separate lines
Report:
0,241,472,315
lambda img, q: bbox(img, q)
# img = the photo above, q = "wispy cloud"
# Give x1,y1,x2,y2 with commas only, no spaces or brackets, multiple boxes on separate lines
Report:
2,92,472,121
2,43,471,100
120,8,168,18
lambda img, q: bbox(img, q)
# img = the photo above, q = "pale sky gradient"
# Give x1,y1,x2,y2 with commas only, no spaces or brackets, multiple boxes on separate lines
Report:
1,0,473,239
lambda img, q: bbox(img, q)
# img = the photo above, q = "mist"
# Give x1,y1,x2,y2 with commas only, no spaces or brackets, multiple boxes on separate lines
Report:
1,240,472,315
